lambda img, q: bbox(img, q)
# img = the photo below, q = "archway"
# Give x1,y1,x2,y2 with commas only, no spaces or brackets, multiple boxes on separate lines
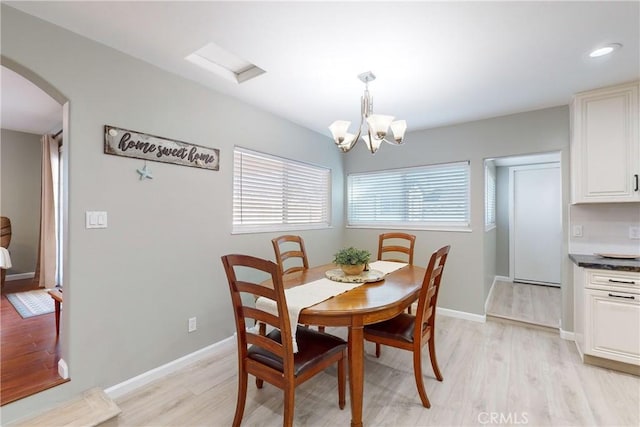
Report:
0,56,70,404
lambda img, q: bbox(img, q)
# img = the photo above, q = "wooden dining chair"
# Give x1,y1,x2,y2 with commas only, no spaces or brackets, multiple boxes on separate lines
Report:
377,232,416,264
221,254,346,427
364,245,450,409
1,217,12,288
378,232,416,312
271,235,309,275
271,235,325,331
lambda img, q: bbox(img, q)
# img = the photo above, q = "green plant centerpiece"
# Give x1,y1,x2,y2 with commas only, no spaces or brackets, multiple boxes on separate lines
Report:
333,247,371,276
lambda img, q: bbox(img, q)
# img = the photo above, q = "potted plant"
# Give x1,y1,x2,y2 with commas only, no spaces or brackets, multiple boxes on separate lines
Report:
333,247,371,275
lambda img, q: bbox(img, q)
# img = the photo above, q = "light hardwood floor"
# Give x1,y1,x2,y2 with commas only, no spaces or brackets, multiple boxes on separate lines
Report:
486,280,561,328
99,316,639,427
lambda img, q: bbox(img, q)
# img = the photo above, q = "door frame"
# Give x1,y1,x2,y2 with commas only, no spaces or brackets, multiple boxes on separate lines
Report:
508,162,561,284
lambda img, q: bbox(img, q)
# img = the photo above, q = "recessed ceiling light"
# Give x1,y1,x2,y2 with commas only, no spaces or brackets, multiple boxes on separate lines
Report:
589,43,622,58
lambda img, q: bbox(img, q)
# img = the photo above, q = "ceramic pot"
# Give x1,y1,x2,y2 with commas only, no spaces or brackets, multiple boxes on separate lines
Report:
341,264,365,276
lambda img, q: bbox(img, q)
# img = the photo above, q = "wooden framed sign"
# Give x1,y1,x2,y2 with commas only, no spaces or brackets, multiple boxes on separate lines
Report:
104,125,219,171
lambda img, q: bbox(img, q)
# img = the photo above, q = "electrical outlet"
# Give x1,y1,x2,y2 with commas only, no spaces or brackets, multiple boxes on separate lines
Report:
572,225,583,238
629,226,640,239
188,317,197,333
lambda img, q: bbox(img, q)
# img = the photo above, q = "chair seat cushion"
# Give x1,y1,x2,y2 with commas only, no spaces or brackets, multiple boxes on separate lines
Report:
364,313,428,343
248,326,346,377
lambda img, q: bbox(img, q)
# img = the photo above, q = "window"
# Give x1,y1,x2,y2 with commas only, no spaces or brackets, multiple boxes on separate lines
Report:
233,147,331,233
348,161,470,229
485,161,496,230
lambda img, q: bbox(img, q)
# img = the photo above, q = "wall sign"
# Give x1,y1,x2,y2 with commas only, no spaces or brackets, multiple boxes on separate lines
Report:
104,125,219,171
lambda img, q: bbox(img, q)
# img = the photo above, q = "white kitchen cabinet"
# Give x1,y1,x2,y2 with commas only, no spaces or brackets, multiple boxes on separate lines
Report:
571,81,639,203
579,268,640,366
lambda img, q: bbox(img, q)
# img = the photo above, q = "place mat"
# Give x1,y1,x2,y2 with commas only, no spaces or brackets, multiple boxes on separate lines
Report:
325,268,385,283
6,289,54,318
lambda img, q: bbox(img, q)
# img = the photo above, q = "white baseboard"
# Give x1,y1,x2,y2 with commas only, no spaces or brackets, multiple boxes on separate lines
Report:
6,272,35,281
437,307,486,323
105,335,235,399
559,329,575,341
495,275,510,282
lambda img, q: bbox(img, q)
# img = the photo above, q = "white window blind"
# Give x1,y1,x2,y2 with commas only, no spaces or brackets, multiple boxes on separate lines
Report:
233,147,330,233
348,161,470,228
485,163,496,229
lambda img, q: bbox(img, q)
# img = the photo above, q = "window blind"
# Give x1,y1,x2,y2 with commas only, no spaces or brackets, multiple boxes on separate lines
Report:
348,161,470,228
233,147,330,233
485,164,496,229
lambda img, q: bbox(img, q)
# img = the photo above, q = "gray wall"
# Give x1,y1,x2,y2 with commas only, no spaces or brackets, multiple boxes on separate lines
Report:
343,105,571,321
1,6,344,423
495,166,510,276
0,129,42,275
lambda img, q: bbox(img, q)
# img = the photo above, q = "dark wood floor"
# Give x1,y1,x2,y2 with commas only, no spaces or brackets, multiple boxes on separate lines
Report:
1,278,68,406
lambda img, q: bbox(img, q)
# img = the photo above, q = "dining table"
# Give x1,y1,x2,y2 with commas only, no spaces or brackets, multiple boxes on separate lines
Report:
276,262,426,427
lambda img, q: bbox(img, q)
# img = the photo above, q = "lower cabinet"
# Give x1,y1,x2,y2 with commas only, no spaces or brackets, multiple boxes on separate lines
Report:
584,286,640,366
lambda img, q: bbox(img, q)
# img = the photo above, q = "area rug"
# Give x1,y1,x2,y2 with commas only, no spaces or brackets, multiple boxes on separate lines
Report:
6,289,54,318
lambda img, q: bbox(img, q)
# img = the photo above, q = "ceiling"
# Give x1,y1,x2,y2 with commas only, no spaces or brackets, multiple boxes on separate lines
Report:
4,1,639,138
1,66,62,135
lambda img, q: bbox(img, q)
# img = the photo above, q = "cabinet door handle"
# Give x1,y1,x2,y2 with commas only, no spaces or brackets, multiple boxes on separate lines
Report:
608,279,636,285
608,293,635,300
635,174,639,192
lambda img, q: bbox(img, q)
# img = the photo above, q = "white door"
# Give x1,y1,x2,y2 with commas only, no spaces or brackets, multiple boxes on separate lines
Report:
511,164,561,286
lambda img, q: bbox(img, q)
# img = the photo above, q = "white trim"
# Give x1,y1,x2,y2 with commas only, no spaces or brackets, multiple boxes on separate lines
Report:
6,272,35,281
560,329,575,341
105,335,235,399
508,167,516,282
495,275,510,282
485,277,497,314
437,307,486,323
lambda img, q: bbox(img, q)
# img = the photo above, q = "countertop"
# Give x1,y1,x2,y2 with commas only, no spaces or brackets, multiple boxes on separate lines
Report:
569,254,640,273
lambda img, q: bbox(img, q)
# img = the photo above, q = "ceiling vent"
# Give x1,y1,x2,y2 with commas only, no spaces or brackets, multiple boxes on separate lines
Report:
185,42,265,84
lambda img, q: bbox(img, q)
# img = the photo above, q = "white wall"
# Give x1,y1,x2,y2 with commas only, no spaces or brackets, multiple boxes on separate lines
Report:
1,6,343,424
0,129,42,275
343,106,571,321
569,203,640,255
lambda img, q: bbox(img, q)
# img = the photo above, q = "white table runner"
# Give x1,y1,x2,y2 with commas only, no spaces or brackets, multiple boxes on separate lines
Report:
255,261,407,352
367,260,407,275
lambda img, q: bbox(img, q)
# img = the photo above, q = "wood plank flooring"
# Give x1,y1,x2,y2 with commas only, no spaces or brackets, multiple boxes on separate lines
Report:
486,280,561,328
1,279,68,406
100,316,639,426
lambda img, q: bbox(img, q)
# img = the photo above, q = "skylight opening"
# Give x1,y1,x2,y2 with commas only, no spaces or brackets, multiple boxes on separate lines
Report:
185,42,265,84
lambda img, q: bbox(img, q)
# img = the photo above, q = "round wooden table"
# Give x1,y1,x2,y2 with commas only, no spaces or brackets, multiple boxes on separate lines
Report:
281,263,425,427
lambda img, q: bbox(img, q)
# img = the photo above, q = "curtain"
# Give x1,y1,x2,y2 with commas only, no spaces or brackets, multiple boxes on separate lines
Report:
36,134,59,289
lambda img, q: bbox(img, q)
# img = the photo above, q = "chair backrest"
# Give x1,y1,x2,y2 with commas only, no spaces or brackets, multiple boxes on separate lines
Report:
271,235,309,275
1,217,11,249
414,245,450,340
221,254,295,368
377,232,416,265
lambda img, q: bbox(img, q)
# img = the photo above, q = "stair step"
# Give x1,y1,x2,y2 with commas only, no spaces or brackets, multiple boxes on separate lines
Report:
10,388,120,427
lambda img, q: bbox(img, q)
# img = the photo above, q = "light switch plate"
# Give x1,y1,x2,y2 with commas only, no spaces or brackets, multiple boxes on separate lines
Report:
86,211,108,229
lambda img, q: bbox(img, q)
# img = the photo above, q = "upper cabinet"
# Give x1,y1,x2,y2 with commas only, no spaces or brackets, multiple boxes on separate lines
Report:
571,81,639,203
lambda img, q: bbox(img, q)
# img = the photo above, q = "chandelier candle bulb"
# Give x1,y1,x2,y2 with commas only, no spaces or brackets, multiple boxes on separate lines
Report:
328,71,407,154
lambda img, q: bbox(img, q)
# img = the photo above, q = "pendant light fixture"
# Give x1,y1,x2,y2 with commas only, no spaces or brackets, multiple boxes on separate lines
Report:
329,71,407,154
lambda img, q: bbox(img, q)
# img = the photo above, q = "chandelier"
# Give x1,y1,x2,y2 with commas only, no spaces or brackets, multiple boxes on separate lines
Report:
329,71,407,154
